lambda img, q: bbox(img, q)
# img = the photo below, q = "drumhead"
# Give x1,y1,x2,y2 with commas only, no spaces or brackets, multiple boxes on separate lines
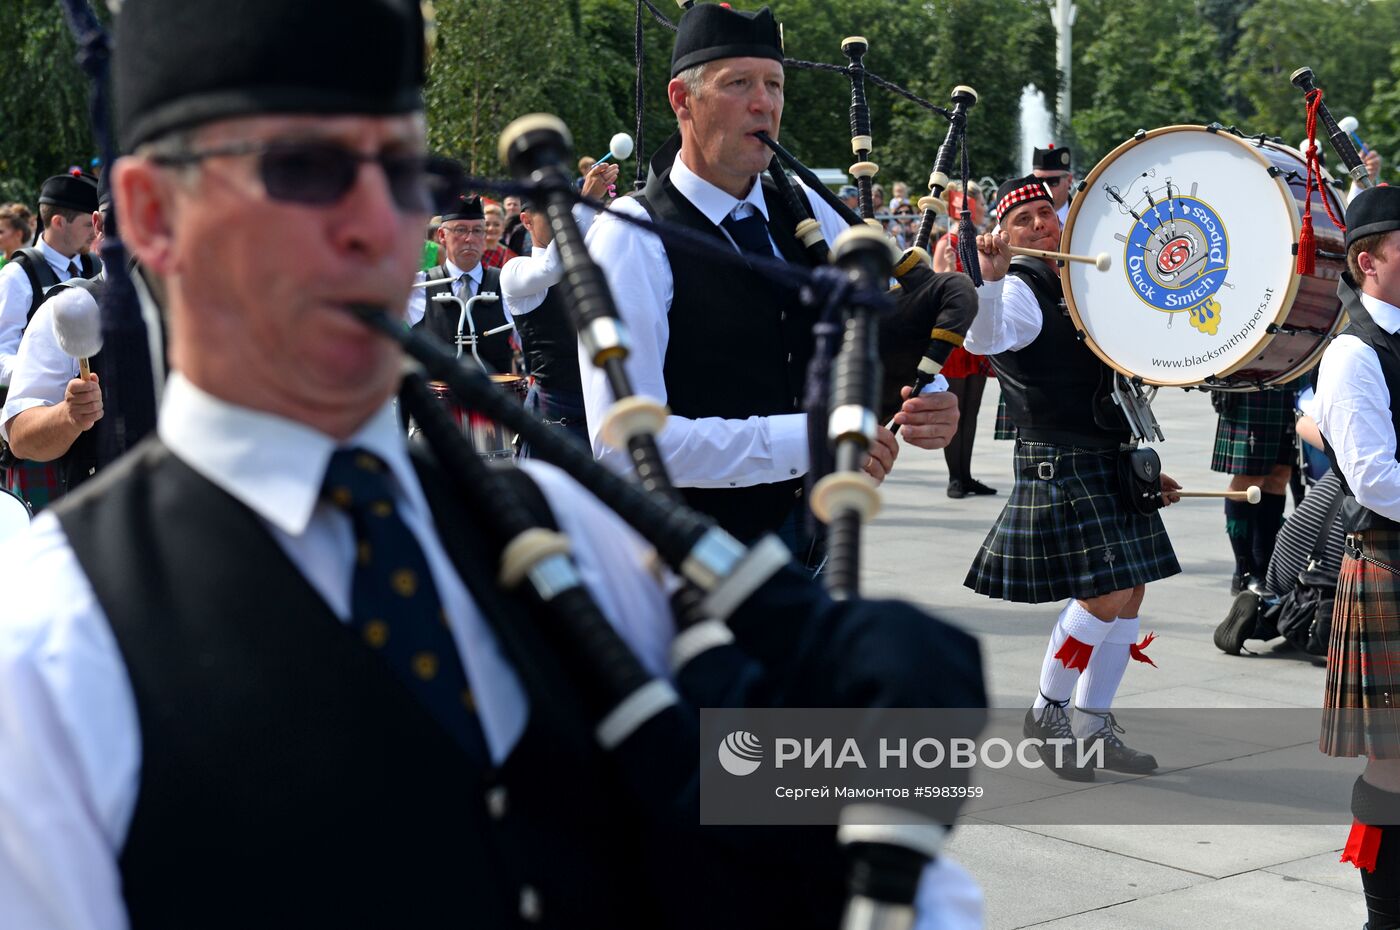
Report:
0,489,32,544
1062,125,1307,387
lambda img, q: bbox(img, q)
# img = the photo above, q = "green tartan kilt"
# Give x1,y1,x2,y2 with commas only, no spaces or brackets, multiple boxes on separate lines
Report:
1209,390,1296,475
964,441,1181,604
993,392,1015,441
4,460,62,514
1322,528,1400,758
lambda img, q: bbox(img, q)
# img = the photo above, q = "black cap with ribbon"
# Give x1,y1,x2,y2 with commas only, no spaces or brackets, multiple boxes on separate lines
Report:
39,171,99,213
114,0,426,150
670,4,784,77
1031,145,1072,172
441,195,485,223
1345,184,1400,250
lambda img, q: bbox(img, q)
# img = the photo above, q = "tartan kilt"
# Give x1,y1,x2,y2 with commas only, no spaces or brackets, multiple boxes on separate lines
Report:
964,441,1181,604
993,392,1015,441
1209,390,1296,475
1321,528,1400,758
4,460,61,514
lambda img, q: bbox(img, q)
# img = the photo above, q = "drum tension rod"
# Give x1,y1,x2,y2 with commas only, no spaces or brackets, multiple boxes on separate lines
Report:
1290,243,1345,260
1266,323,1303,336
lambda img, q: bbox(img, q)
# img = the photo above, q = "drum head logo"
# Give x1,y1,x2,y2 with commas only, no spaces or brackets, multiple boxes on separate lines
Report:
719,730,764,776
1111,180,1229,335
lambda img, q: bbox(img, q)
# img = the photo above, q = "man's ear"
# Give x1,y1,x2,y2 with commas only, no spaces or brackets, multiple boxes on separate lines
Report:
667,77,691,123
115,159,178,275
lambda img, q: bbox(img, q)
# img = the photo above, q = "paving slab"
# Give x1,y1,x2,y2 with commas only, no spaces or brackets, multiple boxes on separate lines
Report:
1265,848,1363,894
1021,869,1366,930
1006,824,1346,878
862,386,1366,924
942,823,1207,930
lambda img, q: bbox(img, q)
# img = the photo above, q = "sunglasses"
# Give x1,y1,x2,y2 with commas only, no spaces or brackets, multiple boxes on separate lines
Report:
151,140,450,213
1039,174,1070,188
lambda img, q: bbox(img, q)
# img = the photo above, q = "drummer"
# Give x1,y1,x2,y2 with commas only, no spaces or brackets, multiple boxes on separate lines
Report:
965,176,1181,780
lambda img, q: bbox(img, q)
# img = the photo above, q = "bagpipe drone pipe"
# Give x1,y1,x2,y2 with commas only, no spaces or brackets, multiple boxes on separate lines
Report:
385,111,985,928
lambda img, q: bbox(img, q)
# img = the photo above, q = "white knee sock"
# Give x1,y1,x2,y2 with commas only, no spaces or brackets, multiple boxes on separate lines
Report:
1073,615,1147,737
1033,600,1114,713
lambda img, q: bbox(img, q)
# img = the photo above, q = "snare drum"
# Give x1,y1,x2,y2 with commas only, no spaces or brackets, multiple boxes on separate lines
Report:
1062,125,1346,390
419,380,514,460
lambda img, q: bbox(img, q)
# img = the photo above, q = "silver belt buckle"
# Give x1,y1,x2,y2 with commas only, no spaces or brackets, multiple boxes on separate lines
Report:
1037,461,1055,480
1345,533,1362,558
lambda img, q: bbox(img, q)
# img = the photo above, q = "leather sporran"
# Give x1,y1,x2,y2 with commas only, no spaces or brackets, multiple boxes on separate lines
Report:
1118,447,1164,514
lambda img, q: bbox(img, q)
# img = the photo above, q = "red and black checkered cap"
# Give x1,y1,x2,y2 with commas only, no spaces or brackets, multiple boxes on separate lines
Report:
994,175,1052,222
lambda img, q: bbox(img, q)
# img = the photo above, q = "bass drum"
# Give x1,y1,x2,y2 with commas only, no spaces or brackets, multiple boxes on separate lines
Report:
0,488,32,544
1061,125,1347,391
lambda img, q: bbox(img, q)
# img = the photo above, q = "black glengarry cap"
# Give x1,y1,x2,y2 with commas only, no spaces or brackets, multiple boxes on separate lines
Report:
114,0,426,150
1346,184,1400,250
39,172,99,213
1032,145,1071,171
671,4,784,78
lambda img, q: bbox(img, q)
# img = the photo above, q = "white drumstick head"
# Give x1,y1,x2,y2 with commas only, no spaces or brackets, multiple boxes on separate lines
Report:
1095,252,1111,272
609,132,634,161
50,286,103,360
1339,115,1360,135
1246,486,1261,504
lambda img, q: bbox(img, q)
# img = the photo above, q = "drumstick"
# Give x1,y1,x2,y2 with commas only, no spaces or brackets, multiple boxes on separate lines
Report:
1009,245,1111,271
1175,488,1262,503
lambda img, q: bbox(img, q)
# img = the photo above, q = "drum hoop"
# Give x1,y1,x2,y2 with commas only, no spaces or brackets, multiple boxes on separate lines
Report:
1060,124,1309,389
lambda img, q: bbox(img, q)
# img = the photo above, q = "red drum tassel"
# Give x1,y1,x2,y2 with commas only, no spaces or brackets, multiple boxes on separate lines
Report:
1053,635,1094,672
1296,220,1316,276
1342,820,1384,872
1129,631,1158,667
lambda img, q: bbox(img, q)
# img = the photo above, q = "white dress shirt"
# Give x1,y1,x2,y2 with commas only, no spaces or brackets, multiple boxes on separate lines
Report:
581,153,848,488
405,257,483,328
0,237,84,385
1315,291,1400,522
0,372,674,929
0,297,81,441
963,274,1046,357
500,204,597,318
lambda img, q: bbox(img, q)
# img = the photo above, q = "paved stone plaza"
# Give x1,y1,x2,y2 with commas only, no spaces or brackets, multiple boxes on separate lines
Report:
864,384,1366,929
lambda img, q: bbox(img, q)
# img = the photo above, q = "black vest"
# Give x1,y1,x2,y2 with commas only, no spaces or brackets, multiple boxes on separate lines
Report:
416,263,514,374
635,167,819,541
52,438,673,929
9,246,100,321
515,282,583,394
990,258,1128,448
1323,275,1400,531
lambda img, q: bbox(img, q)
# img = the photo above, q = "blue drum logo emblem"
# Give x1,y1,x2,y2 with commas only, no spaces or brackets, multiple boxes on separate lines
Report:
1111,182,1229,335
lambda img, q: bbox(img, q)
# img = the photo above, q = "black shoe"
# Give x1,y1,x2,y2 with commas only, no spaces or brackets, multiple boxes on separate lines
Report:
964,478,999,496
1214,590,1261,655
1023,704,1095,782
947,480,967,499
1078,710,1158,773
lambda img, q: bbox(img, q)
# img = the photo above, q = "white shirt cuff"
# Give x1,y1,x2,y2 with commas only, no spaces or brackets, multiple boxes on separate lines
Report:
770,413,810,479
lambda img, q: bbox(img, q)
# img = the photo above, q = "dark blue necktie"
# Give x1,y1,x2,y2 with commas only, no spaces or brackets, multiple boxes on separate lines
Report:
721,212,774,258
321,448,488,762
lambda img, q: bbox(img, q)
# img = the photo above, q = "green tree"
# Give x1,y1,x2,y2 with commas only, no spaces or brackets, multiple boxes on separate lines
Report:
1228,0,1395,145
0,0,102,207
1362,41,1400,184
1069,0,1229,167
426,0,619,176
